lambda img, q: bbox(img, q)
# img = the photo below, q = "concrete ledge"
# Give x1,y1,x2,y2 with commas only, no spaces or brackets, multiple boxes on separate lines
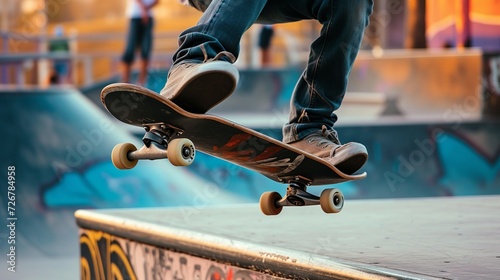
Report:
76,195,500,279
76,212,430,279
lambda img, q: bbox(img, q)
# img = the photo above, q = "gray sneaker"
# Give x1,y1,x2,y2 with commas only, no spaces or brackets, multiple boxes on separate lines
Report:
288,126,368,174
160,53,239,114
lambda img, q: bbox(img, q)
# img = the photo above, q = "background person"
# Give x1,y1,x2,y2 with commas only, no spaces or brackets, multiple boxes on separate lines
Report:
121,0,159,86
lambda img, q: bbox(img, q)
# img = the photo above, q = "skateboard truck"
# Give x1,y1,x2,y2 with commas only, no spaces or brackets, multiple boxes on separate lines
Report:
143,130,168,148
259,181,344,216
111,124,196,169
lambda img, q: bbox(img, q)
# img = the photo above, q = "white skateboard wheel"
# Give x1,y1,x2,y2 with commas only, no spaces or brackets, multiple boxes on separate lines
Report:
167,138,195,166
111,143,138,169
260,191,283,216
320,188,344,214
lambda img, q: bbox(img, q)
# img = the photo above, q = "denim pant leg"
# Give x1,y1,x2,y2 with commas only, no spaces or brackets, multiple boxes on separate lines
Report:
172,0,269,64
276,0,373,143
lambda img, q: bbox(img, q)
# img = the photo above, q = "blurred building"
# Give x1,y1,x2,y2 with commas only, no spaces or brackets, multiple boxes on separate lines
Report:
427,0,500,51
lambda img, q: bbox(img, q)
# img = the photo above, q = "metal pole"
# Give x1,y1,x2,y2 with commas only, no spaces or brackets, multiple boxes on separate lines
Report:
0,0,8,34
0,0,10,83
455,0,471,49
38,0,49,86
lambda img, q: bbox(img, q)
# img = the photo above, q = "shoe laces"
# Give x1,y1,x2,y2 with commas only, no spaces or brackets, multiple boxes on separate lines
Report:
207,51,236,63
173,51,236,72
307,125,340,148
200,45,236,63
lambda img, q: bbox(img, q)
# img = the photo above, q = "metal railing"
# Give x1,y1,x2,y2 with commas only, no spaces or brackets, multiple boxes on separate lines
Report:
0,30,178,86
0,28,308,87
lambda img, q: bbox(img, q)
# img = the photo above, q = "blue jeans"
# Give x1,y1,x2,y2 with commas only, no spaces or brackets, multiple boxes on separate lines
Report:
172,0,373,143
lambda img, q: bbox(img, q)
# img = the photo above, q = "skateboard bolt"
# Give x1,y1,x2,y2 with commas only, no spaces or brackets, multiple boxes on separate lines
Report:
182,147,191,158
334,195,340,206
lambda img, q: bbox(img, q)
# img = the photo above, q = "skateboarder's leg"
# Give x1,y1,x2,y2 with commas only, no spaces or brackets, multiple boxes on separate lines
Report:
279,0,373,142
161,0,333,112
161,0,337,113
249,0,372,173
172,0,269,63
160,0,269,113
270,0,373,173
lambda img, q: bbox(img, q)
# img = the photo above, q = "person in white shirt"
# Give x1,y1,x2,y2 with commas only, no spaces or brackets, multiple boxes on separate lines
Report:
121,0,159,86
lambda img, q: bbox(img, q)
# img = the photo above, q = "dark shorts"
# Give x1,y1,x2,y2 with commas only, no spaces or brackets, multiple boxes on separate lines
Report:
122,17,154,64
258,25,274,49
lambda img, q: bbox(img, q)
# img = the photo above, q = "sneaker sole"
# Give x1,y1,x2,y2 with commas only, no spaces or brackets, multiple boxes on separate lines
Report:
335,153,368,175
168,62,239,114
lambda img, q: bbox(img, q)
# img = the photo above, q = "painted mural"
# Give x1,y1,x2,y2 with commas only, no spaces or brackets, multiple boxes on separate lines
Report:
80,229,283,280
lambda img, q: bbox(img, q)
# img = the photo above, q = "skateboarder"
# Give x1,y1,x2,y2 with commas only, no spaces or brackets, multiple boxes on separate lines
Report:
161,0,373,174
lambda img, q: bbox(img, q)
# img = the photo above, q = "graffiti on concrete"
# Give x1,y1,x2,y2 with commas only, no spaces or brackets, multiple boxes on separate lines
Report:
80,229,281,280
80,230,136,279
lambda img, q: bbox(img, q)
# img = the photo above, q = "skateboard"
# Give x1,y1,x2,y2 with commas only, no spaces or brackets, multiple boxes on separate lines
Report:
101,83,366,215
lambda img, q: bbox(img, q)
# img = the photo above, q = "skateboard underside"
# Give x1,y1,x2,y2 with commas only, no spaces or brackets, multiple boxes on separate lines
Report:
101,83,367,215
101,84,365,185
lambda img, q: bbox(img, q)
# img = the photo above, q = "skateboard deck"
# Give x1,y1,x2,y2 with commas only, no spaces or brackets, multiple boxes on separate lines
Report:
101,83,366,215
